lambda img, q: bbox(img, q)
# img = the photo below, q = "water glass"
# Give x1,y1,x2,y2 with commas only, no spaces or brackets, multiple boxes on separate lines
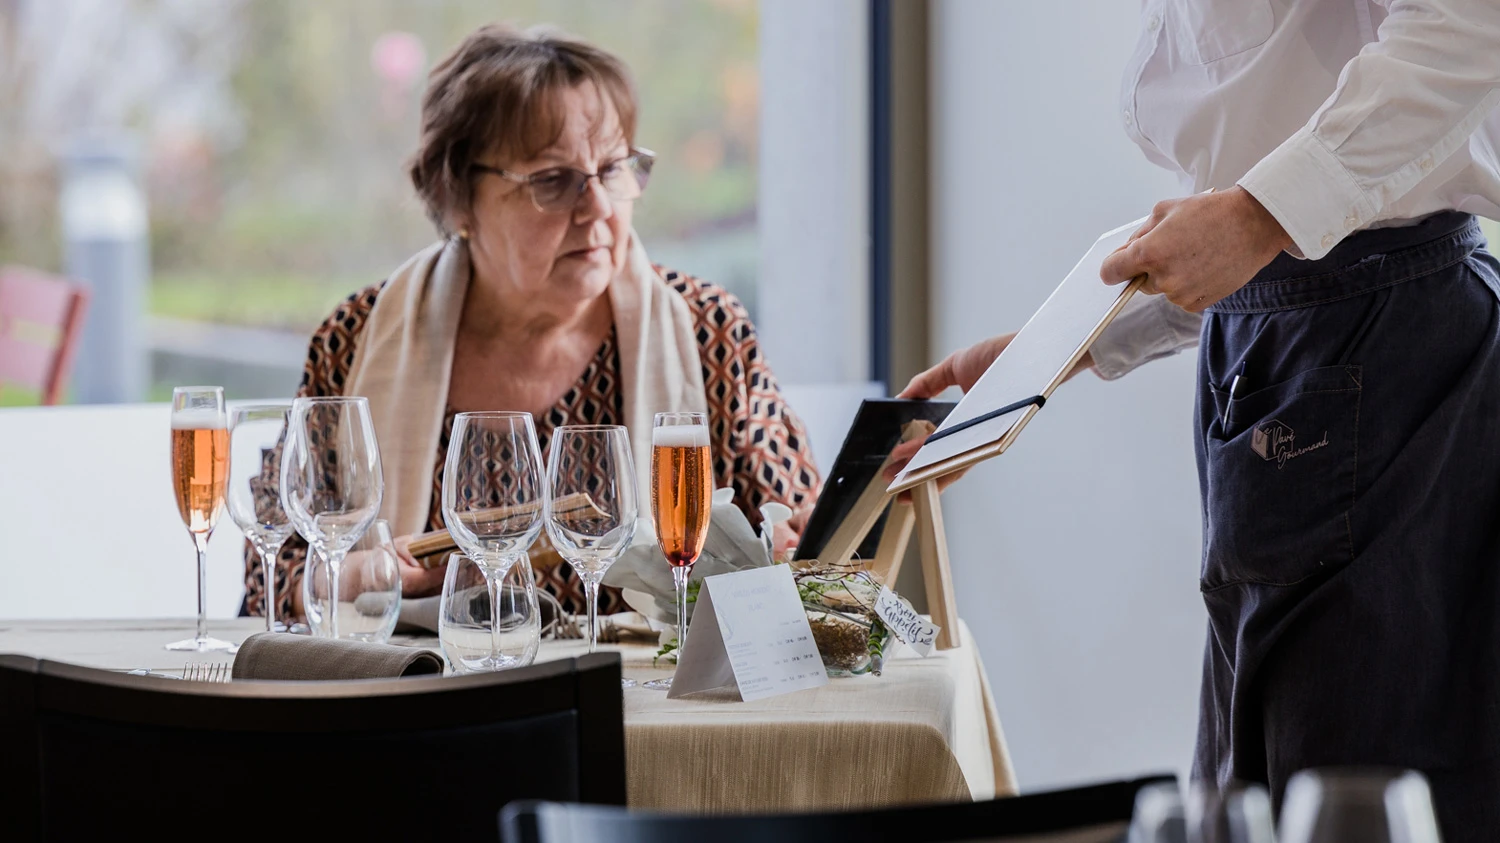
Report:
1130,781,1275,843
1279,768,1442,843
302,519,402,642
439,553,541,673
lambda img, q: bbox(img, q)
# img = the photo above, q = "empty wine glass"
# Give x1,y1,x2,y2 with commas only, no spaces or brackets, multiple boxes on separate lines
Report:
226,403,295,633
1279,768,1443,843
545,427,638,642
304,519,402,642
165,386,234,652
441,411,545,670
280,396,383,640
439,553,541,673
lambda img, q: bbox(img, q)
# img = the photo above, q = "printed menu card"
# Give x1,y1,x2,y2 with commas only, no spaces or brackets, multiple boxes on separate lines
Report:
668,565,829,701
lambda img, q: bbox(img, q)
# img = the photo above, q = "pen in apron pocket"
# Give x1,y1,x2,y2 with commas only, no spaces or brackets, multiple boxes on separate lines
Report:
1223,364,1245,428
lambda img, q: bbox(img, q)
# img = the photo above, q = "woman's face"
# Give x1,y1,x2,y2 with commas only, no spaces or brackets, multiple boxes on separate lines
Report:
463,84,635,315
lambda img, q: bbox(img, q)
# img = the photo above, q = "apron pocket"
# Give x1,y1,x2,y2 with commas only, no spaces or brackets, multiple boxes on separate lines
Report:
1202,365,1361,590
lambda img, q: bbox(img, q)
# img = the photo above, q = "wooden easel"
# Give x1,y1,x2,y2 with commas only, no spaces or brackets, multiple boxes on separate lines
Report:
814,420,961,649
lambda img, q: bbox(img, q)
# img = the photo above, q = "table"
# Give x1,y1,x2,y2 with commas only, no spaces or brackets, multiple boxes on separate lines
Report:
0,617,1017,812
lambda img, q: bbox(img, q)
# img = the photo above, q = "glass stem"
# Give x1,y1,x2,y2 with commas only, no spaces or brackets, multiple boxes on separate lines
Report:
261,538,287,633
672,565,692,657
486,563,506,665
583,575,601,655
193,531,210,643
327,549,344,640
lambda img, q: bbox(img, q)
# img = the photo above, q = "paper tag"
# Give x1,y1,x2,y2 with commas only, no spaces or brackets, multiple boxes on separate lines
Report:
668,565,829,701
875,586,940,657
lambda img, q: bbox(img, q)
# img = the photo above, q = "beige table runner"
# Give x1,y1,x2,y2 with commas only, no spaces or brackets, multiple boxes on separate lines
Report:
0,617,1015,811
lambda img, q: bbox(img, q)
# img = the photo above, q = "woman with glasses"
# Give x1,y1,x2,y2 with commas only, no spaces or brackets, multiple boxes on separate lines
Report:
243,24,821,622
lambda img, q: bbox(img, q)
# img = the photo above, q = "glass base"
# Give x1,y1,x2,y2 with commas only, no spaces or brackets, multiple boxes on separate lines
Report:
164,635,236,652
460,654,527,673
643,675,673,690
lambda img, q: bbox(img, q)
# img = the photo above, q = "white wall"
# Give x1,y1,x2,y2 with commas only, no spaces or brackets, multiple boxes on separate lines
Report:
0,404,249,620
931,0,1206,791
757,0,870,386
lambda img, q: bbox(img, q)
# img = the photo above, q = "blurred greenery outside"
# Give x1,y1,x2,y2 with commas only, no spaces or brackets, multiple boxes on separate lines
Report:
1,0,760,401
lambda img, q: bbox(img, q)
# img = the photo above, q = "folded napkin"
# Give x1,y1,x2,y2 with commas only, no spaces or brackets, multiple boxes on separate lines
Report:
232,632,444,681
603,488,789,624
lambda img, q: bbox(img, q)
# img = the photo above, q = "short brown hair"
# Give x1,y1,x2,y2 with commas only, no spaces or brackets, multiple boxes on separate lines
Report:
408,24,638,234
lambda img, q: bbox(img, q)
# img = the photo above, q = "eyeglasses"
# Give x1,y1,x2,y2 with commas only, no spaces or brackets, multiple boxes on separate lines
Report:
471,148,655,214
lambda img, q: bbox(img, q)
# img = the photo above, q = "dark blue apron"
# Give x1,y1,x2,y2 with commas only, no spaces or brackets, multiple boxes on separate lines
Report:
1192,211,1500,840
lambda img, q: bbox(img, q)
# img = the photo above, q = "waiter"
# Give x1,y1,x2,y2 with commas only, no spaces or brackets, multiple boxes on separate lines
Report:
897,1,1500,836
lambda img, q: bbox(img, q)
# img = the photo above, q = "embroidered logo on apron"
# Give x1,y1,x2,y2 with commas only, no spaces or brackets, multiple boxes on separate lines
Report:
1251,420,1330,468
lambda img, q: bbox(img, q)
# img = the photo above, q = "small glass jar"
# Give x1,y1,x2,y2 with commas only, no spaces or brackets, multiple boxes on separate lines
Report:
808,609,875,677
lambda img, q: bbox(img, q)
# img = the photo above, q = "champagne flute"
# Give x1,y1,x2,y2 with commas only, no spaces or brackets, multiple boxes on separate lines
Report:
226,404,295,633
1279,768,1443,843
644,412,712,690
279,396,383,641
544,425,639,684
165,387,234,652
441,411,545,671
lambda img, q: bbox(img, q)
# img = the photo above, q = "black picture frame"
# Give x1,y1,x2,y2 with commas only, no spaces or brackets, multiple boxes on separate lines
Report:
794,398,955,562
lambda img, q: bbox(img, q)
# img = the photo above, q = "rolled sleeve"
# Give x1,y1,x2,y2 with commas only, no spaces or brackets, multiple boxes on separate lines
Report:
1089,293,1203,381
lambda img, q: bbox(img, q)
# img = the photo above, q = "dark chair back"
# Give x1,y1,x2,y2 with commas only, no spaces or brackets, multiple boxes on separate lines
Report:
502,774,1176,843
0,653,625,841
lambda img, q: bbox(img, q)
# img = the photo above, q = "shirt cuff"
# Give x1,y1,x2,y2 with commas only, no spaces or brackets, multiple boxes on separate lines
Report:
1238,127,1381,261
1089,293,1202,381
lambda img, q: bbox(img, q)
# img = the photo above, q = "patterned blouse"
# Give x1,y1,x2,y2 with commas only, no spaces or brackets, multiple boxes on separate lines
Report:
243,267,822,621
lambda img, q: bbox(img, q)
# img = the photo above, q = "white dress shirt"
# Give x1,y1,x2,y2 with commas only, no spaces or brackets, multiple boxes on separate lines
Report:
1090,0,1500,380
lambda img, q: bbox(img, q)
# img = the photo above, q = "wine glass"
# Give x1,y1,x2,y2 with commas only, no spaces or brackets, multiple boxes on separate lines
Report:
304,519,402,642
226,403,295,633
441,411,545,670
279,396,383,641
1279,768,1443,843
545,425,639,685
165,386,234,652
644,412,712,690
440,553,542,673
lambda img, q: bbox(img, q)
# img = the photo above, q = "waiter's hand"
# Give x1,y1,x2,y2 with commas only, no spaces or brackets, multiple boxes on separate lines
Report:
1100,186,1293,312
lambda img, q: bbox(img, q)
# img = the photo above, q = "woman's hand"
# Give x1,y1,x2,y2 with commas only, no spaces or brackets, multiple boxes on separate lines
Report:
884,333,1095,494
394,534,447,598
770,503,813,561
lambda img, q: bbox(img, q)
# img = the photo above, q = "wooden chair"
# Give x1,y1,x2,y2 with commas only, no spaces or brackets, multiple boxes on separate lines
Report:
0,652,625,841
501,774,1177,843
0,266,89,405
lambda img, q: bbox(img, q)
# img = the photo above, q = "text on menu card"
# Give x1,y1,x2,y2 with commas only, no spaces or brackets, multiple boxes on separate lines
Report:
667,565,829,701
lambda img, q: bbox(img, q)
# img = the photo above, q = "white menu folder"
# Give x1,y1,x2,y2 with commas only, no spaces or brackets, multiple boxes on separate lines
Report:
889,217,1150,493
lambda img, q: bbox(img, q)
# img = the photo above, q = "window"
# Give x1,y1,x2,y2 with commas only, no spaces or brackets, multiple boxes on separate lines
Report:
0,0,759,401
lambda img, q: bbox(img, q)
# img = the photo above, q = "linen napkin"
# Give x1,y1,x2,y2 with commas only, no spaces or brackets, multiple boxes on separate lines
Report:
232,632,444,680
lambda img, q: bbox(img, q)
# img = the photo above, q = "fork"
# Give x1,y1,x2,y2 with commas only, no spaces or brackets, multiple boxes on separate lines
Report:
181,662,231,683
